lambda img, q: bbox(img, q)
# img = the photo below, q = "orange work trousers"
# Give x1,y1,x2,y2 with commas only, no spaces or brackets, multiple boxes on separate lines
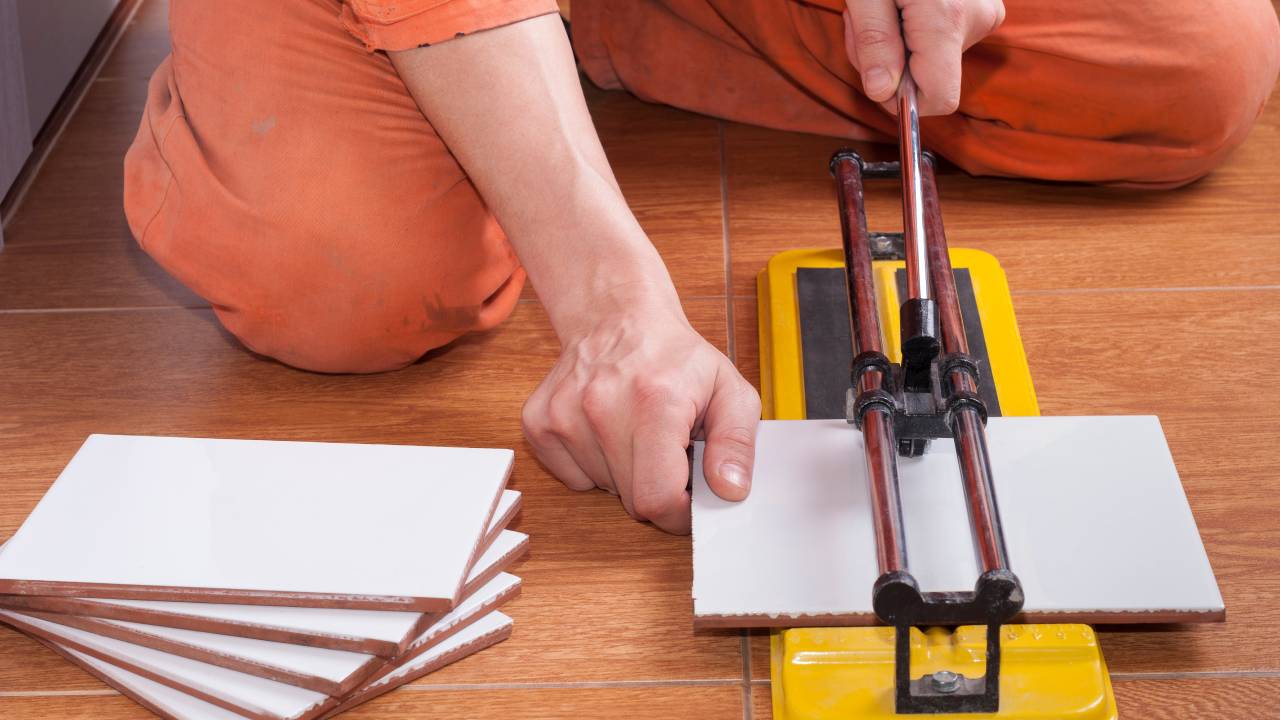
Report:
124,0,1280,374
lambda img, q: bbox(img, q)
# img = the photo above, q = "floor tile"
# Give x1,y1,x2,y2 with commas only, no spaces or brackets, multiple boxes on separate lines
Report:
722,99,1280,298
3,79,148,249
0,241,203,310
0,694,147,720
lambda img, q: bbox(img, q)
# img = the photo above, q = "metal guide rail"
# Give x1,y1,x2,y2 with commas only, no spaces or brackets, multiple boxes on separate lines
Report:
830,74,1024,715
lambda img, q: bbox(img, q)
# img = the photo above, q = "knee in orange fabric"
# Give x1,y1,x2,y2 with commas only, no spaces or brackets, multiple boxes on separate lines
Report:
210,219,527,376
1144,1,1280,174
123,14,527,375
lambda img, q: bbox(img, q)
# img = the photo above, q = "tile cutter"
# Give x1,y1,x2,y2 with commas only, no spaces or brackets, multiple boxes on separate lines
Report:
760,70,1119,719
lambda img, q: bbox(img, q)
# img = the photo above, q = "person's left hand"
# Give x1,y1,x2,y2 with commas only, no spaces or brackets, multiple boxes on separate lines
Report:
521,291,761,535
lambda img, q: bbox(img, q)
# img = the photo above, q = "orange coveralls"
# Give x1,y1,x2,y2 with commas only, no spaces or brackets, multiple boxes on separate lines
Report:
124,0,1280,373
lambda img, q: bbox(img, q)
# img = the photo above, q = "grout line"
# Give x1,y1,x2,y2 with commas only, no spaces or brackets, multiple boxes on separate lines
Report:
0,0,144,231
1014,284,1280,297
1110,670,1280,682
0,305,210,315
741,631,752,720
0,690,120,697
718,121,737,363
400,679,744,692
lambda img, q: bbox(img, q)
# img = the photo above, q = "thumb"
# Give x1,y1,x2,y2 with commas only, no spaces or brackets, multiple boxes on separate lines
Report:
700,368,761,502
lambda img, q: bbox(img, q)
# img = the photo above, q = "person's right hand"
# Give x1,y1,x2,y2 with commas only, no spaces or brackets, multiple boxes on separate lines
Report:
843,0,1005,116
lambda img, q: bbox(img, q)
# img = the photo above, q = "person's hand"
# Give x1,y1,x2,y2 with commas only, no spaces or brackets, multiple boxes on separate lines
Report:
843,0,1005,116
522,292,761,535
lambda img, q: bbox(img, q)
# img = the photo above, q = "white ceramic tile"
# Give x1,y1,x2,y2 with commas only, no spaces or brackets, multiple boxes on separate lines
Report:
103,618,374,693
692,416,1224,626
336,611,514,712
460,528,528,594
362,572,521,687
0,610,330,719
0,434,513,610
39,612,513,720
65,647,249,720
75,569,521,694
41,491,524,653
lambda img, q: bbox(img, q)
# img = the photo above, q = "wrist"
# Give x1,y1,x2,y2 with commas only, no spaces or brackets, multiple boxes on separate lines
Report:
544,264,687,345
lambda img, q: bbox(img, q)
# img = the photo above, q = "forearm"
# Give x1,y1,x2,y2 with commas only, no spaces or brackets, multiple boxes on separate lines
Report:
389,14,683,341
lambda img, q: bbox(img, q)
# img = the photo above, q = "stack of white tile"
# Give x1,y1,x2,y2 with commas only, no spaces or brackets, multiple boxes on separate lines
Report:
0,434,528,719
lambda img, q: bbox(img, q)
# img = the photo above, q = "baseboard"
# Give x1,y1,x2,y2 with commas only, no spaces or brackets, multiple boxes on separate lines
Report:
0,0,146,235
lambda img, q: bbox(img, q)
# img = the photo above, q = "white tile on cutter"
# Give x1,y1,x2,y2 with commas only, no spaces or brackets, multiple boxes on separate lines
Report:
65,646,249,720
82,491,523,646
691,416,1224,624
0,610,328,719
0,435,512,608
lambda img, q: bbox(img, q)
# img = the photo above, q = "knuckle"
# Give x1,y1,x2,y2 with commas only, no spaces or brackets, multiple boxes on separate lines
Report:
935,0,966,33
632,377,678,412
523,422,554,450
854,26,899,52
543,392,579,438
714,425,757,454
987,1,1006,32
580,381,614,429
520,399,548,440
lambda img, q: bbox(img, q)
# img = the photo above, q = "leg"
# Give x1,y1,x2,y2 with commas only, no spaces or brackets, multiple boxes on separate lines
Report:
123,0,538,373
573,0,1280,186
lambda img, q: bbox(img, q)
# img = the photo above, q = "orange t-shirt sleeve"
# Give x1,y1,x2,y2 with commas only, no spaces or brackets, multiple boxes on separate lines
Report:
340,0,560,51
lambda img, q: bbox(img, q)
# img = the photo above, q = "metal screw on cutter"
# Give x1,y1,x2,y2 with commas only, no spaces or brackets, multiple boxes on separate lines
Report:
929,671,963,694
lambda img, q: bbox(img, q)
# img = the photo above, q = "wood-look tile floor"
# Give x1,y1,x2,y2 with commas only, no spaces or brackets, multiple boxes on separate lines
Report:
1,1,1277,717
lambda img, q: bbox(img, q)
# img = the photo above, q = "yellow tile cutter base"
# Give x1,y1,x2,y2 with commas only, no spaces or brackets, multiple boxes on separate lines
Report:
755,70,1118,719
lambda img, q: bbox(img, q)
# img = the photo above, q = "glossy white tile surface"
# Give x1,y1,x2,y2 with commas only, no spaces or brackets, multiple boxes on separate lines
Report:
66,647,249,720
349,611,513,696
0,434,512,608
82,491,523,647
44,612,514,720
363,572,521,686
465,529,528,590
692,416,1223,625
0,610,329,719
406,572,521,653
85,569,521,691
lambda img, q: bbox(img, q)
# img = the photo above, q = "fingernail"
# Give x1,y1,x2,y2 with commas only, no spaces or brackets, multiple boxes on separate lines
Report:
720,462,750,493
863,67,893,98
